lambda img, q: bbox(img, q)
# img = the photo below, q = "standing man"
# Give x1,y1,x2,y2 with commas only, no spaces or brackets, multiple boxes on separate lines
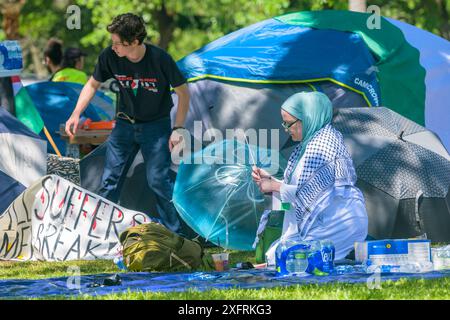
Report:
65,13,190,235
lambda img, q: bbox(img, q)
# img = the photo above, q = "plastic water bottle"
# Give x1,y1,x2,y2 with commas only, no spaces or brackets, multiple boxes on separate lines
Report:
432,245,450,270
285,250,309,274
113,256,127,270
334,265,355,275
366,261,434,274
319,240,335,273
275,236,312,276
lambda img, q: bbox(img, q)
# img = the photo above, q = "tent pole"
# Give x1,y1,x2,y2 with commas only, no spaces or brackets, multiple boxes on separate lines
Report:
43,126,62,157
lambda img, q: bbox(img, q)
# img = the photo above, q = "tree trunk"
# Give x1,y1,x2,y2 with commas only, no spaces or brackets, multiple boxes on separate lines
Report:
348,0,367,13
21,37,48,78
0,0,26,40
436,0,450,40
153,3,175,50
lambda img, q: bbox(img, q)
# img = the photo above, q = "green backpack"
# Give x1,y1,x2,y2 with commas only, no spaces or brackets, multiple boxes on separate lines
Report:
119,222,214,272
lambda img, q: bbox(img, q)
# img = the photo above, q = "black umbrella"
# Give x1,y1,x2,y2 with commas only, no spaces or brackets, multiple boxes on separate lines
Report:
332,107,450,242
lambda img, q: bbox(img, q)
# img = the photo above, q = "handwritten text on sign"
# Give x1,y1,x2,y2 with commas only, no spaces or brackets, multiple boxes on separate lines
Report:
0,175,149,261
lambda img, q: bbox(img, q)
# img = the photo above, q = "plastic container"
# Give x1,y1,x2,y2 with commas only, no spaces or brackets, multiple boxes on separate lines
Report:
212,253,230,271
113,256,127,270
365,261,433,273
275,237,335,276
431,245,450,270
355,239,431,265
317,240,335,273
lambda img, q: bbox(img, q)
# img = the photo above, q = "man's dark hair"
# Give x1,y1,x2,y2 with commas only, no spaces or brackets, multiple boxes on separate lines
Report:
43,38,63,65
107,13,147,45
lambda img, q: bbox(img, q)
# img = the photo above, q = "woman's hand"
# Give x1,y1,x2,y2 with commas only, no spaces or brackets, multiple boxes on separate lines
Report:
256,178,282,194
252,166,282,194
251,166,271,183
258,178,273,193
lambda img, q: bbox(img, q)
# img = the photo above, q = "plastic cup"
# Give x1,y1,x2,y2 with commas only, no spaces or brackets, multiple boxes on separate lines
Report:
212,253,230,271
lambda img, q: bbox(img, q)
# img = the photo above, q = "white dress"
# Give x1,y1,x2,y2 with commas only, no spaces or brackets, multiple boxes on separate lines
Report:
265,154,369,266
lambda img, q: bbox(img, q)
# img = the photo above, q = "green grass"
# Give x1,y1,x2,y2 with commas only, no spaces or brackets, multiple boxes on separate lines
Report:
74,278,450,300
1,249,449,300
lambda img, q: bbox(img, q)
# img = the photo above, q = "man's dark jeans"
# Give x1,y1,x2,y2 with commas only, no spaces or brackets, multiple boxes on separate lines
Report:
98,117,182,234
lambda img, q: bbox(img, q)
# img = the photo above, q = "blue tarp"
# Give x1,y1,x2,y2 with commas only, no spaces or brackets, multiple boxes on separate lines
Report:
177,18,380,107
1,269,448,299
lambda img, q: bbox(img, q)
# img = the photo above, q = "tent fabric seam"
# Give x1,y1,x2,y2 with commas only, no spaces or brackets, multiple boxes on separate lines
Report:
186,75,372,107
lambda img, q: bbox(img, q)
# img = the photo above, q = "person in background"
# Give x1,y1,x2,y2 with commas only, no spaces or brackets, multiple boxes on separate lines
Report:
52,47,88,85
43,38,63,79
252,91,368,263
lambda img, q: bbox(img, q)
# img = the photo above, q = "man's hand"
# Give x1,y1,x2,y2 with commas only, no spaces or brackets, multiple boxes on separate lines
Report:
65,113,80,138
64,77,101,138
169,129,184,152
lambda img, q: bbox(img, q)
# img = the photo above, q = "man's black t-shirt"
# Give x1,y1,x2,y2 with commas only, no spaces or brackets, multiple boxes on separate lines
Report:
93,43,186,122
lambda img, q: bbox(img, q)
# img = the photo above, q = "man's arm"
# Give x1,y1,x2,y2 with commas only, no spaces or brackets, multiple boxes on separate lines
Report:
172,83,190,128
169,83,190,152
65,76,102,137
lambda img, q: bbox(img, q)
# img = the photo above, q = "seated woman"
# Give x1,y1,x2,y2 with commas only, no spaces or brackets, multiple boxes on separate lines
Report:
252,91,368,263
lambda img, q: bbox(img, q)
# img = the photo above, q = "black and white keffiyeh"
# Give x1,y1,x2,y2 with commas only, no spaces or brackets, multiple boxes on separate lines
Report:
284,124,357,237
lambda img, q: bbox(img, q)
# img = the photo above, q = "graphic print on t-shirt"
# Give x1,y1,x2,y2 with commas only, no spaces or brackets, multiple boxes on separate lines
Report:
131,79,139,96
115,74,158,96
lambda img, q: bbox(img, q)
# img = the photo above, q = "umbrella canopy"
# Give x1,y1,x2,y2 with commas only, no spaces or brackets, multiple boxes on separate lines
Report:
332,107,450,242
173,139,286,251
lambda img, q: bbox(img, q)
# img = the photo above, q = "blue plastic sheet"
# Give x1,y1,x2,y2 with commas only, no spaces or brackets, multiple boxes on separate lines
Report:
0,269,448,299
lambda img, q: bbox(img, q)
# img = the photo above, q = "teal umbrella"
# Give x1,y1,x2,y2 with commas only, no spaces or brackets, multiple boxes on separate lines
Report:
173,139,286,250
